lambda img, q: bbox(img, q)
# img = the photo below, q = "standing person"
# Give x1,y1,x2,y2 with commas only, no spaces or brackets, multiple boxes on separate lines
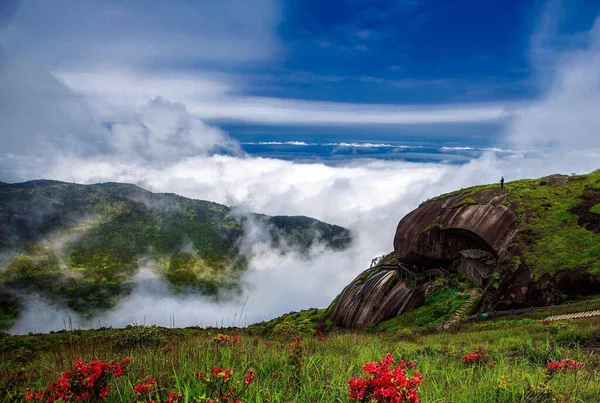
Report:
500,176,504,188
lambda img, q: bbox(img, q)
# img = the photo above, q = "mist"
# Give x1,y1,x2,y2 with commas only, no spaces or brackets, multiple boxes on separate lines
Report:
3,9,600,334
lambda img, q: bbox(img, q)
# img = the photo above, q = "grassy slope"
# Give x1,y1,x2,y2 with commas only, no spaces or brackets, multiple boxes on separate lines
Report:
0,181,351,325
424,170,600,276
1,316,600,402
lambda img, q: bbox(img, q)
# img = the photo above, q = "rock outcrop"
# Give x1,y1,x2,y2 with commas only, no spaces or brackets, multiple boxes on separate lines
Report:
327,170,600,330
329,254,428,329
393,188,517,267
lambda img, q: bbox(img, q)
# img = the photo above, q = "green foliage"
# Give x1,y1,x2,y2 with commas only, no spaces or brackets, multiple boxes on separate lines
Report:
590,203,600,215
2,316,600,402
266,215,352,252
0,181,351,319
111,325,165,350
249,308,324,336
451,197,478,208
375,286,469,331
504,170,600,275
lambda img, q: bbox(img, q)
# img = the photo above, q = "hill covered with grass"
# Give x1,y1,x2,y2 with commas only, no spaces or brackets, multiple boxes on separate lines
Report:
325,169,600,331
0,180,352,328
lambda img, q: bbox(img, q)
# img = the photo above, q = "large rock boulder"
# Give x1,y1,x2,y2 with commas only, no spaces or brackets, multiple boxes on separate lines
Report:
328,256,428,329
393,189,517,267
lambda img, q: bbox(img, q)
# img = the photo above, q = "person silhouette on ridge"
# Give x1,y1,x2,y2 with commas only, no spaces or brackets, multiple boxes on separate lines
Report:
500,176,504,188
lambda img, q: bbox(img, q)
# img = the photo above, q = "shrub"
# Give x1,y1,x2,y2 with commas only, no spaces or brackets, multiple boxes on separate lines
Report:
194,366,256,403
111,325,164,349
462,345,492,366
24,357,129,401
212,334,241,346
348,353,422,403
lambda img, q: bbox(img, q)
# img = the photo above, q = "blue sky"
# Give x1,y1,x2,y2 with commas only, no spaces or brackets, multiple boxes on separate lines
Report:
1,0,600,163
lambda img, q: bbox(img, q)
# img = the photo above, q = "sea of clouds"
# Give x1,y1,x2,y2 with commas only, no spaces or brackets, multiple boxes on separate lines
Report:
2,7,600,333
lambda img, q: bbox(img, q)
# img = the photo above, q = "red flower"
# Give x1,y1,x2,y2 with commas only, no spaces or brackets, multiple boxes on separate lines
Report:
349,354,422,403
244,369,256,385
30,357,129,402
165,391,183,403
547,359,584,373
99,386,110,399
462,345,491,365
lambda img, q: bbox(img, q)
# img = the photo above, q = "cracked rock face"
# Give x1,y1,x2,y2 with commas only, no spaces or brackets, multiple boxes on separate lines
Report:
328,189,520,329
329,265,428,329
393,189,517,267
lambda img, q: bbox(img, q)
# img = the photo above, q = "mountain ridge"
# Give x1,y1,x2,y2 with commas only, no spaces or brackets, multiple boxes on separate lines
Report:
0,180,352,329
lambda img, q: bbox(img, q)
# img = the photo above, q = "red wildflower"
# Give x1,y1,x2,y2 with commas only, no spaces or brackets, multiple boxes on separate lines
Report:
198,365,256,403
165,391,183,403
212,334,242,346
25,357,128,402
244,369,256,385
462,345,491,365
547,359,584,373
349,353,422,403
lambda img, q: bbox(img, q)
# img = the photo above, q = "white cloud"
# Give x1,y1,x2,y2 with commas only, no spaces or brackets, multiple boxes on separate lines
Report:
508,15,600,149
8,145,600,333
107,97,240,163
56,68,515,125
1,0,280,67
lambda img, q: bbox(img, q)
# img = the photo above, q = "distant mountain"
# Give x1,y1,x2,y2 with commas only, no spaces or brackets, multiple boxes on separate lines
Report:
0,180,352,328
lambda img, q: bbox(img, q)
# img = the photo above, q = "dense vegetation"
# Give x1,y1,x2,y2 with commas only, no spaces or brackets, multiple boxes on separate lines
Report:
0,181,352,328
1,315,599,402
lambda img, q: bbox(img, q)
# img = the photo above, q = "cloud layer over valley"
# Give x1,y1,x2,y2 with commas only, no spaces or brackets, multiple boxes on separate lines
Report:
2,2,600,333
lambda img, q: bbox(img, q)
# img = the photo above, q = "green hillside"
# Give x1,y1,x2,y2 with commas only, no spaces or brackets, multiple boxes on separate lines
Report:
0,181,352,328
427,170,600,277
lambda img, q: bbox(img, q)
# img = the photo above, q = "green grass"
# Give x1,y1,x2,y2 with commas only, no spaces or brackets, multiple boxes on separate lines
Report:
503,171,600,276
451,197,478,208
2,317,600,402
590,203,600,215
421,170,600,278
374,283,470,331
249,308,326,336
